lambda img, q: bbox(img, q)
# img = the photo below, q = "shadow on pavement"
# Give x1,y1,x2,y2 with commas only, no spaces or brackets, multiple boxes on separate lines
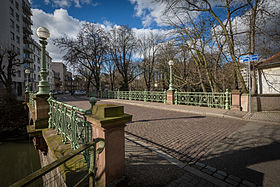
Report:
126,123,280,186
130,115,205,123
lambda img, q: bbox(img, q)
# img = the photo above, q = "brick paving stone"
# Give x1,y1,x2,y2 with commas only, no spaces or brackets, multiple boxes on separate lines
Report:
216,170,227,177
226,177,240,186
194,162,206,169
213,173,226,180
242,180,256,187
205,165,217,173
202,168,215,175
228,175,241,183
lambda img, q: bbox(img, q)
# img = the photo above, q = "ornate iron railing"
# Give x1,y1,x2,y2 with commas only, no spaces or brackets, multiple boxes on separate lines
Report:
90,90,166,103
48,94,96,163
174,89,231,109
10,139,105,187
29,91,35,107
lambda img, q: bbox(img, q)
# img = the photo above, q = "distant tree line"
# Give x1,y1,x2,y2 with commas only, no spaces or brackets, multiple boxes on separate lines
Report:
53,0,280,93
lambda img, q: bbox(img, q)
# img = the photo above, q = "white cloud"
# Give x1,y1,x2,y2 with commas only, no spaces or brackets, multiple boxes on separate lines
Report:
31,8,168,62
45,0,94,8
31,8,83,61
130,0,168,27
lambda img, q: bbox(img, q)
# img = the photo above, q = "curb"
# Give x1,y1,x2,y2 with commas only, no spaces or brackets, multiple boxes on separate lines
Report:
125,133,260,187
125,134,232,187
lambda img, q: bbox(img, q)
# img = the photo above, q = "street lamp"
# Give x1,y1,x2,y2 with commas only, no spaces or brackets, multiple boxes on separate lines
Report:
168,60,174,90
36,27,50,95
25,68,30,92
154,82,158,90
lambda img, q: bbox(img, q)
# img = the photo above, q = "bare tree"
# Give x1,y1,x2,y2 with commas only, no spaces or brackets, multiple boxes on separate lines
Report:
54,23,108,93
162,0,252,93
108,26,139,91
0,45,22,96
139,32,162,90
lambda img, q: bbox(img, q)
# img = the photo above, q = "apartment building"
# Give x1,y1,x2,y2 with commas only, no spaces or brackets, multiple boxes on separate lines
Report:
50,62,67,91
0,0,33,98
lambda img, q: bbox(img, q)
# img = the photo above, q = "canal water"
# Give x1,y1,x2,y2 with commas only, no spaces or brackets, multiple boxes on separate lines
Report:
0,139,42,186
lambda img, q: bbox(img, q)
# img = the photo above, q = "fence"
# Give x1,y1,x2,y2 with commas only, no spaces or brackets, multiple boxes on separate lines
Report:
48,94,93,163
10,139,105,187
90,89,231,109
174,89,231,109
29,91,35,107
90,90,167,103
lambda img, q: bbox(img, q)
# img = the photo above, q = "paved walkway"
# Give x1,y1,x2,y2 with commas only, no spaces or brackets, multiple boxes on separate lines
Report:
62,96,280,187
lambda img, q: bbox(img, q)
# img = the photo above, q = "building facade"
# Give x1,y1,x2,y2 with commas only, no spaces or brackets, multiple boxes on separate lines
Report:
50,62,67,91
0,0,33,98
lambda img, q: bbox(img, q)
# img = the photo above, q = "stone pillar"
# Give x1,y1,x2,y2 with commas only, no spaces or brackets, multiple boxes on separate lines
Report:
241,93,249,112
34,95,50,129
231,90,241,111
166,90,174,105
86,104,132,186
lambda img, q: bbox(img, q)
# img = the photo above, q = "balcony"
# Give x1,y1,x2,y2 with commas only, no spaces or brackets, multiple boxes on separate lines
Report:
22,15,33,25
22,2,32,16
24,56,33,63
23,36,32,44
23,45,33,53
23,25,32,35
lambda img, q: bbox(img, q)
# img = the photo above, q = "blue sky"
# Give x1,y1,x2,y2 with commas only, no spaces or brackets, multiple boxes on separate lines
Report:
31,0,148,29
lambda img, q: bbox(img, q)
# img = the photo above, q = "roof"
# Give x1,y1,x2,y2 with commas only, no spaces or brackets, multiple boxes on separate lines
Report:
257,52,280,69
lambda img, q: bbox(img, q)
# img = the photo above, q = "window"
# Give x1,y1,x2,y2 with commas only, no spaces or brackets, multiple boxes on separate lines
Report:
10,19,14,29
11,44,15,51
11,32,15,40
17,70,21,77
38,75,40,81
16,36,20,44
16,47,20,55
10,7,14,17
16,13,19,21
15,1,19,9
16,25,19,32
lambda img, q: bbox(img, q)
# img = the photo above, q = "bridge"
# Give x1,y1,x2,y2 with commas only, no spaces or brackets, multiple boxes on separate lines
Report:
11,90,280,187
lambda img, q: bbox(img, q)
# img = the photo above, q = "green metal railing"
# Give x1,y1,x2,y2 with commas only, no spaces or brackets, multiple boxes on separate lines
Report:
174,89,231,109
90,90,166,103
10,139,105,187
48,94,95,163
29,91,35,107
90,89,231,109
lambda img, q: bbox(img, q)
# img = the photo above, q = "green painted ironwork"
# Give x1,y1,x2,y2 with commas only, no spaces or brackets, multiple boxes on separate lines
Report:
48,93,96,163
29,91,35,107
174,91,231,109
10,139,105,187
90,90,166,103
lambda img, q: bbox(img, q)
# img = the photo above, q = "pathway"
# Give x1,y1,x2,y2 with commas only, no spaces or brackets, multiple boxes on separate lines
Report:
62,96,280,187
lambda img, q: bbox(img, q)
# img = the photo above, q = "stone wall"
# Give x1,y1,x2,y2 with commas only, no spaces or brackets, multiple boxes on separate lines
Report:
241,94,280,111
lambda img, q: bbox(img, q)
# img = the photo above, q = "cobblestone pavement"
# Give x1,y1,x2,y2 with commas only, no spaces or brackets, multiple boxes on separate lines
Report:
124,138,217,187
63,97,280,187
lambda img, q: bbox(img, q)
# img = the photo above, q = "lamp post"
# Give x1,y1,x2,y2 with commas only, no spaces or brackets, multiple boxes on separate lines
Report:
25,68,30,93
36,27,50,95
168,60,174,91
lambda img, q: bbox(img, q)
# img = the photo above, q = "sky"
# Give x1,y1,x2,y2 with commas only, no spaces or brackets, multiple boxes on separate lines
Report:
29,0,280,62
30,0,170,61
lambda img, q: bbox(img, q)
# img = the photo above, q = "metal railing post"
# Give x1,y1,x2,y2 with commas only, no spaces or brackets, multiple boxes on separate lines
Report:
117,89,120,99
225,89,229,110
144,90,147,102
164,90,167,104
175,90,178,105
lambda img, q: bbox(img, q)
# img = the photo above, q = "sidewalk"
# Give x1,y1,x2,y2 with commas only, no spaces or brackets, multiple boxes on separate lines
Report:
101,99,280,124
124,135,224,187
